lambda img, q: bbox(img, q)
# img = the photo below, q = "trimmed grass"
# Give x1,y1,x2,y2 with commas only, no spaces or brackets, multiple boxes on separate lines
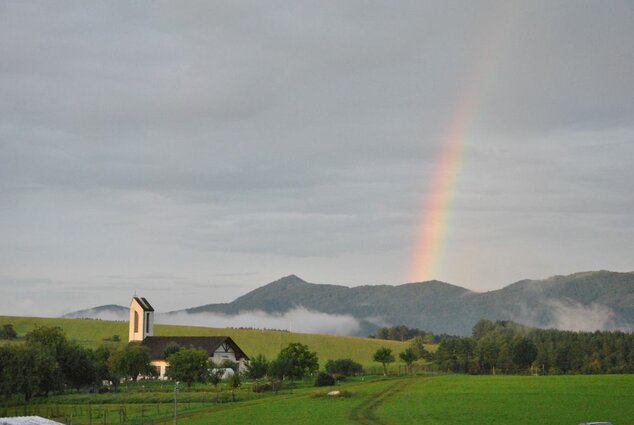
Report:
0,315,411,368
378,374,634,425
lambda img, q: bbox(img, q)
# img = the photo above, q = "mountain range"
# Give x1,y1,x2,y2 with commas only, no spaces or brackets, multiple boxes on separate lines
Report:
63,270,634,336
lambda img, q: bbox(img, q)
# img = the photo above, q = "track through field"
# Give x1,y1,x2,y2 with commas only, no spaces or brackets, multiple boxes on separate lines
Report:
349,378,411,425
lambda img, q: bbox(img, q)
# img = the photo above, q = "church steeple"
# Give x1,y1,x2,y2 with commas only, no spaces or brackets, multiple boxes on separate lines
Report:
129,296,154,342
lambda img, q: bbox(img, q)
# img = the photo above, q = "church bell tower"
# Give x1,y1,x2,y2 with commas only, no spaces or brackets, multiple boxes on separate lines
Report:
129,296,155,342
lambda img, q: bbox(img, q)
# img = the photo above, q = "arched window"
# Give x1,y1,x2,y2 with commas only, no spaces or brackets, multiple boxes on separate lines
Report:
134,311,139,333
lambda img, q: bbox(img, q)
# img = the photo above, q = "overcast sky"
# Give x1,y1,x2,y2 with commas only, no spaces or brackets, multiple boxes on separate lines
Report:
2,1,634,317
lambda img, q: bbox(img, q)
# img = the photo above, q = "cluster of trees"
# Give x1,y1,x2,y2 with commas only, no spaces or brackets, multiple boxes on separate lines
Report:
370,325,441,343
372,336,432,375
434,320,634,374
0,326,156,401
153,342,322,391
163,346,241,391
245,343,319,383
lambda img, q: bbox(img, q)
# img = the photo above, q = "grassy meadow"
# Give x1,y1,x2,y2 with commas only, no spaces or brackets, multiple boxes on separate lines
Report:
173,374,634,425
4,375,633,425
0,315,410,368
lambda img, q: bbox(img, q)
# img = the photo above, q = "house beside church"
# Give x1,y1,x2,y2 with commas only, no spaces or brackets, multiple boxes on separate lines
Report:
128,296,249,379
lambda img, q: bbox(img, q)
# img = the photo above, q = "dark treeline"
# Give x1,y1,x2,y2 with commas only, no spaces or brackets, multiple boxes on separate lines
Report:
370,325,445,343
0,326,155,402
434,320,634,374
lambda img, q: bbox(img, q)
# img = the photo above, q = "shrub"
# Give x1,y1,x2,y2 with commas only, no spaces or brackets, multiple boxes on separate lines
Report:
314,372,336,387
0,324,17,340
325,358,363,376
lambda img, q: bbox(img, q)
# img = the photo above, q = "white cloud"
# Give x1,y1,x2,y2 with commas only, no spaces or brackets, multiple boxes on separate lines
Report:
159,308,361,336
545,300,619,332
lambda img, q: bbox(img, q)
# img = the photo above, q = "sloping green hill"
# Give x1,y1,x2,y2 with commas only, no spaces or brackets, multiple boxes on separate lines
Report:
0,315,410,367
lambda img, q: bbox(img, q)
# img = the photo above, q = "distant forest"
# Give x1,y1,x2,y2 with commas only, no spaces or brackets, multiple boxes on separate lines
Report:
376,320,634,374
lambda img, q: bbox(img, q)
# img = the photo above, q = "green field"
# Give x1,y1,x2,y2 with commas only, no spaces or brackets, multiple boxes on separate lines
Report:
0,315,410,368
4,375,633,425
172,375,634,425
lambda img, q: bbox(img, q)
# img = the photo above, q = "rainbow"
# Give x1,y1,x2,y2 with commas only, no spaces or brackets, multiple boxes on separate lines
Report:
408,99,471,282
408,6,517,283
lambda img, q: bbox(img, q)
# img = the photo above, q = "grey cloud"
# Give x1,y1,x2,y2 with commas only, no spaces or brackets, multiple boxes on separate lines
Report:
1,1,634,310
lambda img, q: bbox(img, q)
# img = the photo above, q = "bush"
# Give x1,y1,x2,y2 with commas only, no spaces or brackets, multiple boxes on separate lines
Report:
0,324,17,340
314,372,335,387
325,358,363,376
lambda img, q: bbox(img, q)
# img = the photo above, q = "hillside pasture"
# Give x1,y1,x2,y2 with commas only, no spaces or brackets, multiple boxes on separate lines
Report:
0,316,410,368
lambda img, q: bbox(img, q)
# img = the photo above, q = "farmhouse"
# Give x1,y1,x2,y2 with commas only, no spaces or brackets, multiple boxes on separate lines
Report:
128,297,249,378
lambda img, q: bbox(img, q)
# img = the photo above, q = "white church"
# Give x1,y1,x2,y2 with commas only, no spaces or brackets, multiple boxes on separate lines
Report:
128,296,249,379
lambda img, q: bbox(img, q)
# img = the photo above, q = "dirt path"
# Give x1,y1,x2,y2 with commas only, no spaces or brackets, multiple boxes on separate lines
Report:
349,378,411,425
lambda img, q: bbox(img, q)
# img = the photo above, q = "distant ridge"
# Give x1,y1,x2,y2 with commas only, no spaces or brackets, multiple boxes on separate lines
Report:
62,304,128,320
63,271,634,336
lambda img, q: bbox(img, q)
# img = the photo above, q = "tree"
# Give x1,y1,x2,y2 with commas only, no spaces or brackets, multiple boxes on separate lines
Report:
373,347,395,375
511,336,538,371
399,348,417,374
94,346,119,389
325,358,363,376
314,372,335,387
166,347,209,388
162,342,181,359
472,320,495,340
268,357,293,383
25,326,67,356
59,343,97,391
0,324,17,340
10,344,57,401
276,343,319,381
410,336,432,361
246,354,269,380
110,345,153,381
208,360,223,390
0,345,17,399
476,335,500,374
24,326,66,395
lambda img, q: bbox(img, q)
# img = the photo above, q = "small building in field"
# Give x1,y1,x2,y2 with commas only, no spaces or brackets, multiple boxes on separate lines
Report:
128,297,249,379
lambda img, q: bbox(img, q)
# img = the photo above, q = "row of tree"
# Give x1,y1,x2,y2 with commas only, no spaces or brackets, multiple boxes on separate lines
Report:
433,320,634,374
370,325,442,343
0,326,333,401
0,326,162,401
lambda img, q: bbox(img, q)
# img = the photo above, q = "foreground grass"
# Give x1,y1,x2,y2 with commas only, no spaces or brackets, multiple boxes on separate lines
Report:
4,375,634,424
379,374,634,425
0,315,410,368
177,378,397,425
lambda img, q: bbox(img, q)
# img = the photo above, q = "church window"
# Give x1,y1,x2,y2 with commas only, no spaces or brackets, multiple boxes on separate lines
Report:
134,311,139,333
146,312,150,333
